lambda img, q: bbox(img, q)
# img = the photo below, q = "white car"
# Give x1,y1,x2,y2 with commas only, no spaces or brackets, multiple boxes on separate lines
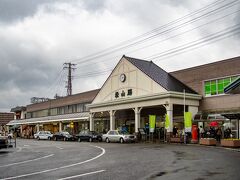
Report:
34,131,53,140
102,130,136,143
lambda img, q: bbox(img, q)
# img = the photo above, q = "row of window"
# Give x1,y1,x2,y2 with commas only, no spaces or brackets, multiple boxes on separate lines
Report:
26,103,89,119
204,75,239,96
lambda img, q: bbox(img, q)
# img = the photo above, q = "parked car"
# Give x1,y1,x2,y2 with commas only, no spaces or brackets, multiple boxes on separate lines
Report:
102,130,136,143
53,131,75,141
0,135,12,149
34,131,53,140
76,130,102,142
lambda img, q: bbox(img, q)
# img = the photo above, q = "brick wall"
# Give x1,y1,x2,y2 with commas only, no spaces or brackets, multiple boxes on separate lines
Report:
170,56,240,113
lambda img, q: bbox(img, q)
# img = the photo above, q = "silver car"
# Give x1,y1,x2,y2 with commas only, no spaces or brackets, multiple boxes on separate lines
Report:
34,131,53,140
102,130,136,143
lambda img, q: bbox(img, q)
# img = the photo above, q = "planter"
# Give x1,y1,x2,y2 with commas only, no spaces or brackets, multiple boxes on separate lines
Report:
199,138,216,146
221,139,240,148
170,137,183,143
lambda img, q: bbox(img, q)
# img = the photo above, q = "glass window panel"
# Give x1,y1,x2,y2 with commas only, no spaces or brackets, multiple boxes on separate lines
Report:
218,79,223,84
231,76,239,82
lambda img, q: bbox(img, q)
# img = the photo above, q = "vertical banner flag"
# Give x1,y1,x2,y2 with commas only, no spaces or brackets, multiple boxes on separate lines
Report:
184,112,192,132
149,115,156,133
165,114,170,131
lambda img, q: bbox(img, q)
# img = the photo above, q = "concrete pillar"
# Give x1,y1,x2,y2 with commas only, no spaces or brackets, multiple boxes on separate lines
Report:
90,113,94,131
20,125,23,136
134,107,142,133
36,124,40,132
110,110,116,130
188,106,198,119
166,103,173,133
59,122,62,132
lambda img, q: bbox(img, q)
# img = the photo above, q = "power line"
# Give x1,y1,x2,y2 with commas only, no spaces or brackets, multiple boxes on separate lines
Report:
71,0,239,65
70,0,226,63
73,9,240,77
73,24,240,79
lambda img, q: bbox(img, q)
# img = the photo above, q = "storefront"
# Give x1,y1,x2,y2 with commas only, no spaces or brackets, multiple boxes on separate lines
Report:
7,112,89,137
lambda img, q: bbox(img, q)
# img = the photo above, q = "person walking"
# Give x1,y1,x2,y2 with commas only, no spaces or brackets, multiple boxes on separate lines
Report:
199,126,205,138
216,127,222,142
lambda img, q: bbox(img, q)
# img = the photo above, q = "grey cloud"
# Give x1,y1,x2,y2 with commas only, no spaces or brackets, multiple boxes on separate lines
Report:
82,0,106,11
0,0,58,24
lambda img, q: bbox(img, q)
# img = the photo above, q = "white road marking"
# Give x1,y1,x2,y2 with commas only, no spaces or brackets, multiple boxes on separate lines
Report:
0,154,54,168
57,170,106,180
23,145,29,147
0,145,105,180
56,146,64,150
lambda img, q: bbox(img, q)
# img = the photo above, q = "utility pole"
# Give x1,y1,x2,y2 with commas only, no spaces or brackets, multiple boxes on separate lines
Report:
63,62,76,96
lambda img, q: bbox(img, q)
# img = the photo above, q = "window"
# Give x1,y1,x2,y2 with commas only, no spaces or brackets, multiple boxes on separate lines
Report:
204,75,239,97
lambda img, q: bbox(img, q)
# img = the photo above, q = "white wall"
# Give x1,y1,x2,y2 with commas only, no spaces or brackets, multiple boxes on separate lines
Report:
93,57,167,103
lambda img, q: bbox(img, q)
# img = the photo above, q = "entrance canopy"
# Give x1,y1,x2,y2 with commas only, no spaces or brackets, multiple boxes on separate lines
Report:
7,112,89,125
221,113,240,120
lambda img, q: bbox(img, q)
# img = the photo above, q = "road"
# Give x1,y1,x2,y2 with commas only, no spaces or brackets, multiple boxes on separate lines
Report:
0,139,239,180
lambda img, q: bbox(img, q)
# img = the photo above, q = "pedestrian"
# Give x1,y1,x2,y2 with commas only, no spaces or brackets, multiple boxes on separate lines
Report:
173,126,177,137
216,127,222,142
199,126,205,138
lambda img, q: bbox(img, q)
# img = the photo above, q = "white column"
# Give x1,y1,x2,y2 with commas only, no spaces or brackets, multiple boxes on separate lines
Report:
90,113,94,131
59,122,62,132
188,106,198,119
36,124,40,132
166,103,173,133
134,107,142,133
110,110,116,130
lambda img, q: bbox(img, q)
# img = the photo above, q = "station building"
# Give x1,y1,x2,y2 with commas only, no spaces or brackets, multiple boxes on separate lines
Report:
7,55,240,139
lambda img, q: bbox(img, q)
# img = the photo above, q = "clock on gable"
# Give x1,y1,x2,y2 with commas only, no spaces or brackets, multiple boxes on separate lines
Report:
120,73,126,82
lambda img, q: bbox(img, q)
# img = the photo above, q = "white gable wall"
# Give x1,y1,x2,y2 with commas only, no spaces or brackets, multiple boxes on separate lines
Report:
93,57,167,104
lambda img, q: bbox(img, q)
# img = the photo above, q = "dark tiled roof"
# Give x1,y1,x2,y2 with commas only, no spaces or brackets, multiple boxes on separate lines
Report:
124,56,197,94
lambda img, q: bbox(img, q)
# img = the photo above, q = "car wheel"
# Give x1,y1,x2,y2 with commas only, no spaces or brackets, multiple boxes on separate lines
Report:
105,138,110,143
78,138,81,142
98,137,102,142
89,137,92,142
120,138,124,144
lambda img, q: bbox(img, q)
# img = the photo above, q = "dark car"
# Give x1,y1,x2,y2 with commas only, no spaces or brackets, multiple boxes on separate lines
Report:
52,131,75,141
76,130,102,142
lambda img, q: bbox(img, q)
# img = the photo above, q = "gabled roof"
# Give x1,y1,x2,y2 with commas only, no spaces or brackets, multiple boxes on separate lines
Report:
124,55,197,94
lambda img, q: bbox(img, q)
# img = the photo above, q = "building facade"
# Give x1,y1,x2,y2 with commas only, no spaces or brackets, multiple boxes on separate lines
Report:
8,89,99,138
0,112,14,135
7,55,240,139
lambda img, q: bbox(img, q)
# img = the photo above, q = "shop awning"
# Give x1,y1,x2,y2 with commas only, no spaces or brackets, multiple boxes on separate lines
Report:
224,77,240,94
194,113,227,121
7,112,90,125
221,112,240,120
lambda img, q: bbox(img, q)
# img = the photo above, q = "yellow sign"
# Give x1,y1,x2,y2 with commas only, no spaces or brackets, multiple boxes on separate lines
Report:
184,112,192,132
149,115,156,133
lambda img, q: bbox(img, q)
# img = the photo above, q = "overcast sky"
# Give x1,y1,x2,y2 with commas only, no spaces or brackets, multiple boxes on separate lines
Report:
0,0,239,112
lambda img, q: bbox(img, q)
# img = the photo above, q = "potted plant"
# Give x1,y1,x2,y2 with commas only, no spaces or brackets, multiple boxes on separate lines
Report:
221,139,240,148
199,138,216,146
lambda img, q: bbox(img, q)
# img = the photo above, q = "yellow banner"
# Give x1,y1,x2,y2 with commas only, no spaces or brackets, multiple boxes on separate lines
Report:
149,115,156,133
165,114,170,130
184,112,192,132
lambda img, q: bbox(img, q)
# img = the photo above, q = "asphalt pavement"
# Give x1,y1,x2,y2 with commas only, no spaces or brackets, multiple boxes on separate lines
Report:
0,139,239,180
